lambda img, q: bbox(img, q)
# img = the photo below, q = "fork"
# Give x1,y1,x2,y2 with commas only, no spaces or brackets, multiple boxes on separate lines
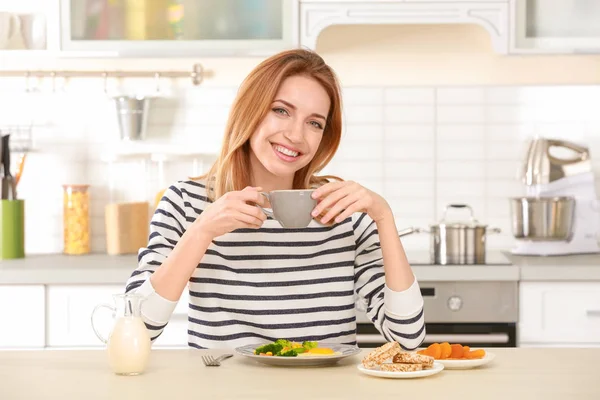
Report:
202,354,234,367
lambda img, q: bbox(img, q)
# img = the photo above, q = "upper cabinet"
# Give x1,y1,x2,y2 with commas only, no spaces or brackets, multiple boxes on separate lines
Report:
300,1,510,53
3,0,600,57
58,0,298,56
510,0,600,53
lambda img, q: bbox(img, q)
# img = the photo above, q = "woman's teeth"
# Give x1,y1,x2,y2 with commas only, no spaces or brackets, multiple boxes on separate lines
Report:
274,145,299,157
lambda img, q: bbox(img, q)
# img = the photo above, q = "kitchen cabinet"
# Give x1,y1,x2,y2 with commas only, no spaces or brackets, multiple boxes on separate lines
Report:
46,285,189,348
5,0,600,58
300,1,510,54
519,282,600,346
58,0,299,57
303,0,600,55
510,0,600,53
0,285,45,349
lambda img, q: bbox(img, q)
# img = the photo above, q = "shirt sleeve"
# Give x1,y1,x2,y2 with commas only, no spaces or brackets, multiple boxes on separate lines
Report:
124,182,188,342
352,212,426,350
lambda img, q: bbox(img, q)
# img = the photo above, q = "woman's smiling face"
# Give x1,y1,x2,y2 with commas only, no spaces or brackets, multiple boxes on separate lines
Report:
249,74,331,182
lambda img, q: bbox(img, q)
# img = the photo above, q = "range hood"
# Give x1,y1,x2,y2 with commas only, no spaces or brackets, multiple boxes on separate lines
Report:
300,1,508,54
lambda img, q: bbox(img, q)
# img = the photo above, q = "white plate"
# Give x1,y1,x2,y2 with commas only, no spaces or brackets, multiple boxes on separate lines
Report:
436,352,495,370
235,343,361,367
357,361,444,379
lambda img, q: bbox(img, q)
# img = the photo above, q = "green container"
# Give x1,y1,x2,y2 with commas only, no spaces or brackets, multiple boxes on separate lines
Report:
0,200,25,259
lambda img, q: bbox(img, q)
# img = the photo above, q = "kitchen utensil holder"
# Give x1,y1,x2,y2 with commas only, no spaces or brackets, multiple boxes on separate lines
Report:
0,199,25,259
114,96,151,141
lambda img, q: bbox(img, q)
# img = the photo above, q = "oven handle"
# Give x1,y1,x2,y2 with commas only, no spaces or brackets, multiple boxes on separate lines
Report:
424,333,509,344
356,333,510,344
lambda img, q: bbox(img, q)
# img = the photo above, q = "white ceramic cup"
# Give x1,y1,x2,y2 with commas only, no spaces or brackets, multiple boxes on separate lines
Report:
19,14,46,50
0,13,22,49
257,190,318,228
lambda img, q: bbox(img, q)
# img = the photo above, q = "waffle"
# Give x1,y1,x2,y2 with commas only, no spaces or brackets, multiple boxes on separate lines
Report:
361,342,401,369
380,363,424,372
393,352,434,368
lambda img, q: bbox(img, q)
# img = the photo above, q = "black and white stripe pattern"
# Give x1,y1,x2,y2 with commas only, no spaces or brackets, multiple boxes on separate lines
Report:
125,180,426,350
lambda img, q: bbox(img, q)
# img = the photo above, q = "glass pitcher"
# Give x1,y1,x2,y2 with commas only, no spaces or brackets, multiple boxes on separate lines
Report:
91,293,151,376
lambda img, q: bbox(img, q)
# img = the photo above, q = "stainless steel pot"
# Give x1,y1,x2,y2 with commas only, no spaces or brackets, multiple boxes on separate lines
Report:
509,196,575,241
398,204,501,265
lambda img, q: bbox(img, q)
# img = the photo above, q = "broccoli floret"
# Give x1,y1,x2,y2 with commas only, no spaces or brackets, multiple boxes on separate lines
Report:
254,343,283,355
302,341,318,350
274,339,292,348
279,349,298,357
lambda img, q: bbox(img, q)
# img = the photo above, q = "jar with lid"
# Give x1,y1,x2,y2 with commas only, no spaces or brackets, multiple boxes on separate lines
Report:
63,184,90,255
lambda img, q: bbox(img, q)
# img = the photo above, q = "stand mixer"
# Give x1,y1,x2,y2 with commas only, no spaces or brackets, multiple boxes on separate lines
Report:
510,138,600,256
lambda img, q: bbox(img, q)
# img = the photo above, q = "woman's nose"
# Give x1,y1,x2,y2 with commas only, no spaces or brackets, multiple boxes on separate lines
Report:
283,122,304,143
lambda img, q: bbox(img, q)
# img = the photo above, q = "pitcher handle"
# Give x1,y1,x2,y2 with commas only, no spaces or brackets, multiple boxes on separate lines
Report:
256,192,274,218
91,303,115,344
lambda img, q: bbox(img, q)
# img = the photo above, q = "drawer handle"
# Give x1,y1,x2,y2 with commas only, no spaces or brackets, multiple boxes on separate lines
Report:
586,310,600,317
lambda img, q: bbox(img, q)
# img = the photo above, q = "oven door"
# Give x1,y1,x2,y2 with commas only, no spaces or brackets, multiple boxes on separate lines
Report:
355,280,518,348
356,322,517,348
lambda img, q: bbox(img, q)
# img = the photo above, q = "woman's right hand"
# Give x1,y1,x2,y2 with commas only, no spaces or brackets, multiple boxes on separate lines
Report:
193,186,268,240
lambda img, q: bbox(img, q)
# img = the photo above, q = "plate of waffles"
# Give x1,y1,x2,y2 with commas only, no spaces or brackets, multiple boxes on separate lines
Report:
357,342,444,379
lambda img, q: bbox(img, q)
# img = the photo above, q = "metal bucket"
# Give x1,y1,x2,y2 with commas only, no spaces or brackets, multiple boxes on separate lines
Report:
114,96,151,141
509,196,575,241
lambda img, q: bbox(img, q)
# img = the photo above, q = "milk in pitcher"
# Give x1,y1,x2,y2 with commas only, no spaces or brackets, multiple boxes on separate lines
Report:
92,293,152,375
108,316,151,375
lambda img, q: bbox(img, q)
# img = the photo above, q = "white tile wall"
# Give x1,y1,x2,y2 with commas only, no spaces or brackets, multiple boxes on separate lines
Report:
2,81,600,254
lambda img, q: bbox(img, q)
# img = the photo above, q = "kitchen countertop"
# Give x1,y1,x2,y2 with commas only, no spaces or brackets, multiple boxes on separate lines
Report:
1,348,598,399
0,253,136,284
504,252,600,281
0,251,598,285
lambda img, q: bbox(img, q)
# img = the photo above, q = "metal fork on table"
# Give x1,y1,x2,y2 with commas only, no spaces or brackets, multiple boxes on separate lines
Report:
202,354,234,367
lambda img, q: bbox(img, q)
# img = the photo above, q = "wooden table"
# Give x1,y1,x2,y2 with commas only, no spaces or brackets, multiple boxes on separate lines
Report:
1,348,599,399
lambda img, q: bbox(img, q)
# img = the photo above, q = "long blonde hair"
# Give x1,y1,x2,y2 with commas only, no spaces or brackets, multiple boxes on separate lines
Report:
199,49,343,201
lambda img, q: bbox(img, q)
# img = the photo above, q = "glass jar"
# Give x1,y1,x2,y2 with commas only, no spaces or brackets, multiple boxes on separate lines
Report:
63,184,90,255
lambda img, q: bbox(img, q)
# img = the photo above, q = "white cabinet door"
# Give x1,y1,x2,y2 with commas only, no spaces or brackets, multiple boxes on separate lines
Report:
519,282,600,346
47,285,123,348
47,284,189,348
58,0,298,57
511,0,600,53
0,285,45,348
300,1,510,54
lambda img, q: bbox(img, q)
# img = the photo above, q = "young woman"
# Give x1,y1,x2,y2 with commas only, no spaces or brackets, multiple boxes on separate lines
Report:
125,49,425,350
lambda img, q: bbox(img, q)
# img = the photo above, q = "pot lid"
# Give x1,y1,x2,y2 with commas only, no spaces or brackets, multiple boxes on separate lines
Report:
432,204,487,228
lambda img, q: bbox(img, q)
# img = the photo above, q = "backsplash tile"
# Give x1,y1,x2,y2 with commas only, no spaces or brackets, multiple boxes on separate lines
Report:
2,81,599,255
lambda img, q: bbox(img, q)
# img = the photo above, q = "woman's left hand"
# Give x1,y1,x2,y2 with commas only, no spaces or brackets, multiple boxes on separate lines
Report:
311,181,393,224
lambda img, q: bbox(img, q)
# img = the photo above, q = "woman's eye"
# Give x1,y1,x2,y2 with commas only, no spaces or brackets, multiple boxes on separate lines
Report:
310,121,324,130
273,107,289,116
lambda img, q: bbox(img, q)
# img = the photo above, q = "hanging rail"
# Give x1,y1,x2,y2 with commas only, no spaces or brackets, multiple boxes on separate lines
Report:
0,63,204,86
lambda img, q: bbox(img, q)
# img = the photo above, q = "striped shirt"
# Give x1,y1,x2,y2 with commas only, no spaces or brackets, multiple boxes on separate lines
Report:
125,180,426,350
